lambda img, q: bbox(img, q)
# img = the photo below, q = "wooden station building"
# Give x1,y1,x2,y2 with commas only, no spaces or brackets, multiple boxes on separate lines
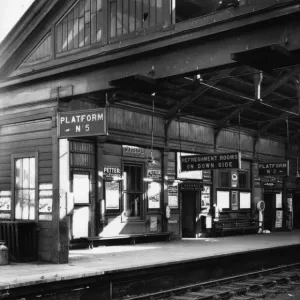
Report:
1,0,300,263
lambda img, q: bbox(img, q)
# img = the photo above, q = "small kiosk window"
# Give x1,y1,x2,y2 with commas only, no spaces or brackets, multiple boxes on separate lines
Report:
240,192,251,209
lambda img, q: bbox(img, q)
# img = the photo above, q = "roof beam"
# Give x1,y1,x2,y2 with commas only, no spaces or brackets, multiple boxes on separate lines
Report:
166,68,235,126
217,66,300,129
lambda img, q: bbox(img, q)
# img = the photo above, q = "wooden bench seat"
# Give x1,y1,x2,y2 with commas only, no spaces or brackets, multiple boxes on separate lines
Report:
81,232,173,249
214,218,259,237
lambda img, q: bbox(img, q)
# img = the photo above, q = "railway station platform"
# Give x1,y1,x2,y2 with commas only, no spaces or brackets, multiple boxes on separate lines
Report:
1,230,300,299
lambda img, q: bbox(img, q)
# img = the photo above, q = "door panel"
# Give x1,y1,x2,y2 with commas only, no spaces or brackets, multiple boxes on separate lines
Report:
182,191,196,238
264,194,275,231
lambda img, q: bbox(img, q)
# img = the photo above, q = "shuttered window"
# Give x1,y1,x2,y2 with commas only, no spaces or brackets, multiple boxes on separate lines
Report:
56,0,103,53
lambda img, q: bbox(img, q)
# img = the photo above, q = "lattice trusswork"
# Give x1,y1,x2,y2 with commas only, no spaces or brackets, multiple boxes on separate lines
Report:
56,0,103,53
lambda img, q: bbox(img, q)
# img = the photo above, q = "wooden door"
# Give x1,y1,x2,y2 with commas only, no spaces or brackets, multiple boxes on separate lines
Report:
182,191,196,238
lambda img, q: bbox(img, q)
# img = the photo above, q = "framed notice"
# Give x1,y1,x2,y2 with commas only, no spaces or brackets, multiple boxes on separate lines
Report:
148,182,161,209
0,191,11,211
275,210,283,228
217,191,230,209
73,173,90,204
240,192,251,209
150,216,158,231
105,181,120,210
168,185,178,208
201,185,210,208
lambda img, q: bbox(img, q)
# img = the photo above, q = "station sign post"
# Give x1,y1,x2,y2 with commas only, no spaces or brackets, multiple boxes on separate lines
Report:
57,108,107,138
258,161,289,176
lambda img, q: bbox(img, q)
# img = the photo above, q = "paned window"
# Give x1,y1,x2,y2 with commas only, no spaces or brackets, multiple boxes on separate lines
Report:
56,0,103,53
219,171,230,187
109,0,173,39
238,172,249,189
13,155,37,220
123,164,143,219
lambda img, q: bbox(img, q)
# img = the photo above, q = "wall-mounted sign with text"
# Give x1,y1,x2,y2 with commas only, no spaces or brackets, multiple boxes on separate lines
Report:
181,152,241,171
258,161,289,176
58,108,107,138
147,168,162,180
122,145,145,157
103,166,121,180
180,181,203,191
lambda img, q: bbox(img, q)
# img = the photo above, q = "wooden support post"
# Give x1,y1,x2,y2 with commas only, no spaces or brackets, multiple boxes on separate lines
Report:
97,141,105,235
51,110,61,263
162,149,169,232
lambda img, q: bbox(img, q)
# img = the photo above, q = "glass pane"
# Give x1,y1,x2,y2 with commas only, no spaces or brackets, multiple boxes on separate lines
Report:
15,190,22,219
22,189,30,220
29,158,35,188
15,159,22,188
124,193,140,217
23,158,30,189
110,1,117,38
219,171,230,187
29,189,36,220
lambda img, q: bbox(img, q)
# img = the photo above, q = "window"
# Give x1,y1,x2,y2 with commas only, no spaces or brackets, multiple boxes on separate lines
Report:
219,171,230,187
238,172,248,189
12,153,38,221
56,0,103,54
123,163,143,219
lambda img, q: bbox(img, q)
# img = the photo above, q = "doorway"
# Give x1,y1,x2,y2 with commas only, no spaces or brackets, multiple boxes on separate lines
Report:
293,193,300,229
182,191,197,237
264,193,275,231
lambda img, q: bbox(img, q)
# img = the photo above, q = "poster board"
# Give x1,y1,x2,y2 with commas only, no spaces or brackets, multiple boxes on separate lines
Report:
217,191,230,209
168,185,178,208
105,181,120,209
73,173,90,204
275,210,283,228
276,193,282,208
148,182,161,209
201,185,210,208
240,192,251,209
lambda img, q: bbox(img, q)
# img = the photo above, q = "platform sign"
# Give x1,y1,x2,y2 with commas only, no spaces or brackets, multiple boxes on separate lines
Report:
258,161,289,176
180,152,241,171
57,108,107,138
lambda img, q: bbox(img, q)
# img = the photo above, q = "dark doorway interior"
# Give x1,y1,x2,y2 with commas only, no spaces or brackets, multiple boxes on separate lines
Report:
264,193,275,231
182,191,196,238
293,193,300,229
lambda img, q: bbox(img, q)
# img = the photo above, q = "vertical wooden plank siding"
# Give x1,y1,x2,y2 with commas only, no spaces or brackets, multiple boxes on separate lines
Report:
57,23,63,53
117,0,123,36
123,0,129,35
136,0,142,30
110,1,117,38
149,0,156,27
143,0,150,28
129,0,136,33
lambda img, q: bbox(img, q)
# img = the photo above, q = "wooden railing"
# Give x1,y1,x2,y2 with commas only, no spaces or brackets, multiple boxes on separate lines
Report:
0,221,38,262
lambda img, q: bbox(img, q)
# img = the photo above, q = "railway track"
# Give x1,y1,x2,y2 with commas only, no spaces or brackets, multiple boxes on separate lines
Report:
123,263,300,300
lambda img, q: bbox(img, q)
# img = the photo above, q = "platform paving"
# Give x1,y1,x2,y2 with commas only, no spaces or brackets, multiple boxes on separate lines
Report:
0,230,299,291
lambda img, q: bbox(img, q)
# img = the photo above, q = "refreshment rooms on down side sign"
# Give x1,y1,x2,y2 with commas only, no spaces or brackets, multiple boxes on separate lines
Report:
181,152,241,171
57,108,107,138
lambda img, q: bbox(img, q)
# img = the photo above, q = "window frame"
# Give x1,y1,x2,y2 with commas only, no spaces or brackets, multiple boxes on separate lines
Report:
11,152,39,222
121,161,145,222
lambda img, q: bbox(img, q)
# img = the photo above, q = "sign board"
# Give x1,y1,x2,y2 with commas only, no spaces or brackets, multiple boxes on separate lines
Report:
180,152,241,171
258,161,289,176
147,168,161,180
168,185,178,208
275,210,283,228
122,145,145,157
177,153,202,180
103,166,121,180
180,181,203,191
105,181,120,209
58,108,107,138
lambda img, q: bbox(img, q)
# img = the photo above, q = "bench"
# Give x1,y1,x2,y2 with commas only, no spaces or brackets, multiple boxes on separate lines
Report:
213,218,260,237
81,232,173,249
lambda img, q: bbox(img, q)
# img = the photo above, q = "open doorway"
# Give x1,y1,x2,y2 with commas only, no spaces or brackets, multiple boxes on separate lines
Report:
263,193,275,232
182,191,197,237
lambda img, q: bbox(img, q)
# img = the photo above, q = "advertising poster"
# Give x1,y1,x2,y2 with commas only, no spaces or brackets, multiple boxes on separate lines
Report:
168,185,178,208
150,216,158,231
201,185,210,208
275,210,283,228
148,182,161,209
105,181,120,209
